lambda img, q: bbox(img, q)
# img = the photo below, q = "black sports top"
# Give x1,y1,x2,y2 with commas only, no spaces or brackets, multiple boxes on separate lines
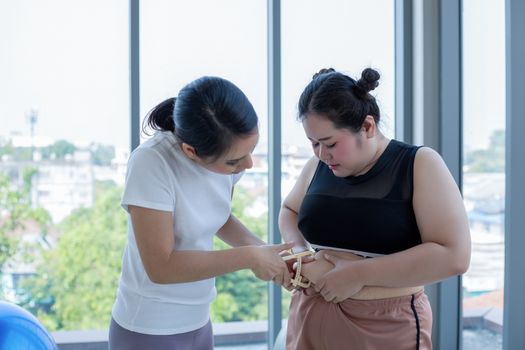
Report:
297,140,422,257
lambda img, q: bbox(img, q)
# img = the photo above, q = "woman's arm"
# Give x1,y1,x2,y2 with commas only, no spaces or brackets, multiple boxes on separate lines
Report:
315,147,471,301
216,214,266,247
297,250,363,284
129,205,293,286
279,157,319,252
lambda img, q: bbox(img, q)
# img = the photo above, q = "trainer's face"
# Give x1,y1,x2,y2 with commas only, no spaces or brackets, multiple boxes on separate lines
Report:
202,130,259,175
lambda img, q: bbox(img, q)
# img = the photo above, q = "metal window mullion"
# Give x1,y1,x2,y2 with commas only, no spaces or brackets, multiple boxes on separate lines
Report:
414,0,462,349
395,0,413,143
436,1,463,350
267,0,282,349
130,0,140,151
503,0,525,348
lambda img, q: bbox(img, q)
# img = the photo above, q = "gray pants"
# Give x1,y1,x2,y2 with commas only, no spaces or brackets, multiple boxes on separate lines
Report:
109,318,214,350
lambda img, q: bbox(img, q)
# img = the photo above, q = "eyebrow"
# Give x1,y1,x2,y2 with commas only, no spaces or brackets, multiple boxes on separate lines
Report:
226,142,258,163
307,136,333,142
226,155,246,163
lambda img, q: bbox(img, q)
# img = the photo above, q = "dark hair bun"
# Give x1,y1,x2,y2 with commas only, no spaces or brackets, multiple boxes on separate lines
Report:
356,68,380,93
312,68,336,80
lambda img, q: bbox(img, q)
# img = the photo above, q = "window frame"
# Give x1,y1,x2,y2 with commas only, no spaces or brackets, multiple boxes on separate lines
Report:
50,0,525,349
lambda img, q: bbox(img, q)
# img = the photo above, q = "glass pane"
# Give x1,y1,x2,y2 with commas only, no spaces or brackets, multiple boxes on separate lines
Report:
461,1,505,349
141,1,268,347
281,0,395,321
0,0,129,333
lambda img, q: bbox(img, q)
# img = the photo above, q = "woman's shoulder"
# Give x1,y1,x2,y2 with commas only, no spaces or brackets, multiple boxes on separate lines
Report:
304,156,320,171
414,146,442,163
131,132,178,162
413,146,450,180
301,157,321,182
389,140,441,164
129,144,164,164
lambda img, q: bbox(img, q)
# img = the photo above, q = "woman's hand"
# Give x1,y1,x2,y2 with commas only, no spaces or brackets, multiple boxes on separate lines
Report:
279,250,296,291
314,254,365,303
281,247,315,274
280,248,316,291
250,242,294,288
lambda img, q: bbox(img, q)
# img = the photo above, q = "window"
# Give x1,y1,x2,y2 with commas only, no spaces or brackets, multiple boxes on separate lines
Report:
140,1,269,346
0,0,129,332
0,2,402,348
280,0,395,320
461,1,505,348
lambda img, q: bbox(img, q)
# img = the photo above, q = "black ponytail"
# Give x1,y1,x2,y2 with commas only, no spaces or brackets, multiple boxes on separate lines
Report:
142,97,176,134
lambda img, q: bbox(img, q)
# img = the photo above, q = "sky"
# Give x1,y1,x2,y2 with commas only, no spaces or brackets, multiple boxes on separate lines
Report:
0,0,504,153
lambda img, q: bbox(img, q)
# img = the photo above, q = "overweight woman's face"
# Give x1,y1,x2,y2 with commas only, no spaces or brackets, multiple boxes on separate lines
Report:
302,114,371,177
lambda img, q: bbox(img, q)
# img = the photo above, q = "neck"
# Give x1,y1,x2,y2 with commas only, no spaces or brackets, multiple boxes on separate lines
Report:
354,134,389,176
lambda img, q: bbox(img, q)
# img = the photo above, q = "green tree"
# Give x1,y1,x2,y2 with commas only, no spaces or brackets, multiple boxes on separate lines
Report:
0,169,51,298
465,129,505,173
211,187,270,322
0,169,50,271
22,183,126,330
0,173,21,271
0,140,37,161
0,141,15,159
41,139,76,160
90,144,115,166
21,182,280,328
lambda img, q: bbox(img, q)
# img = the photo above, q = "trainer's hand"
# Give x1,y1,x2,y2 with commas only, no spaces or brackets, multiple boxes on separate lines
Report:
250,242,294,288
281,247,315,275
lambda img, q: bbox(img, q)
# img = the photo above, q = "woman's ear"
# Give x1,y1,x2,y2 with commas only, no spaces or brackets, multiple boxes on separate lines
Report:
180,142,198,160
361,115,377,138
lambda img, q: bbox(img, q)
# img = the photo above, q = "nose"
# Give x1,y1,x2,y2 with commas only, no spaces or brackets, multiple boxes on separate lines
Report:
241,154,254,170
317,144,330,161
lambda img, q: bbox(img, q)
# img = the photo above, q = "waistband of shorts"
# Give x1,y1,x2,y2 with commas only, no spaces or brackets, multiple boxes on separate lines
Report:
293,288,428,313
337,289,427,310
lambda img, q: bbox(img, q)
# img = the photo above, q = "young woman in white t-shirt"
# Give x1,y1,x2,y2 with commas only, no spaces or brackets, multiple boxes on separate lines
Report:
109,76,293,350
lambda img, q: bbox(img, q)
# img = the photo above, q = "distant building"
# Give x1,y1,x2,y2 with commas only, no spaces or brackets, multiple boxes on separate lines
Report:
93,147,129,187
463,172,505,236
0,151,95,224
31,151,94,223
462,172,505,295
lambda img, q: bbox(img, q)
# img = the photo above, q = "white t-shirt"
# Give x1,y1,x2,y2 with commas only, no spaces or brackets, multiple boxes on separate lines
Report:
112,131,243,335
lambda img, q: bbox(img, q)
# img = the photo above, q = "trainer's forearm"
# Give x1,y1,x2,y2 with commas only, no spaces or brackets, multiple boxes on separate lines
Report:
148,246,255,284
216,214,265,247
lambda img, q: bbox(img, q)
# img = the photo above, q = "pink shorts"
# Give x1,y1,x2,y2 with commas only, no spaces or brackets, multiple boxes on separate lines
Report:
286,290,432,350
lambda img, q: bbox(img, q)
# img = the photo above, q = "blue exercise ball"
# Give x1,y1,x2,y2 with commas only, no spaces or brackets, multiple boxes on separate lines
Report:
0,301,58,350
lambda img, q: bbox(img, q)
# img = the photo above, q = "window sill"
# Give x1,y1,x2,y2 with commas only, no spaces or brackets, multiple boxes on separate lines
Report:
52,320,271,350
463,307,503,333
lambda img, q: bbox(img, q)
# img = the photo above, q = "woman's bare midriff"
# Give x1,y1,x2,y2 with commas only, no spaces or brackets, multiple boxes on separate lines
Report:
300,249,423,300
